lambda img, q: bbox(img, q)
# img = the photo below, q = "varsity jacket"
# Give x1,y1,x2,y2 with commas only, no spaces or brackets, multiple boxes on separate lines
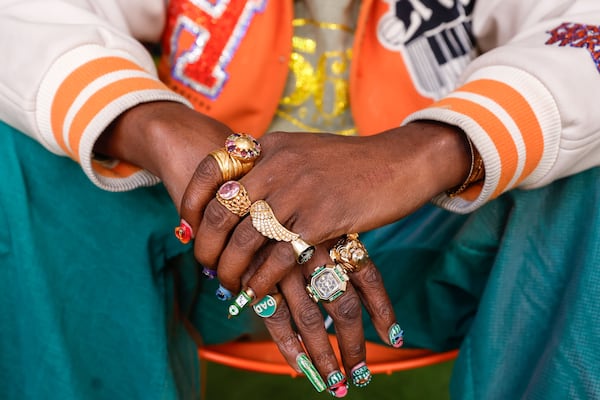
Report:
1,0,600,213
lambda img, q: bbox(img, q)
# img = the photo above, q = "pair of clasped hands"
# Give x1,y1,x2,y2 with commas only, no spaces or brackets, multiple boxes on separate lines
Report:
96,101,471,396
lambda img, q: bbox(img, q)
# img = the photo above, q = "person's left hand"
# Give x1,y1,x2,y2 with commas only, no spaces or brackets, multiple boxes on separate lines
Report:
234,239,403,395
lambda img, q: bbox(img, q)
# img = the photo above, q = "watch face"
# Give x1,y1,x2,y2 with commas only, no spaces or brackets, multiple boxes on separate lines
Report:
310,265,348,301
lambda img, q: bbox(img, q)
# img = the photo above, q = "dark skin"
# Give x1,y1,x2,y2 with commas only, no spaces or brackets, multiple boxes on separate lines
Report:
95,100,471,387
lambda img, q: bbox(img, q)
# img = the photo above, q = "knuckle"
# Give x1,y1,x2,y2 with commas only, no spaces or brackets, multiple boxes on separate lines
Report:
354,263,383,289
229,222,262,251
193,156,221,183
203,202,235,232
269,242,296,267
330,294,361,322
344,341,365,359
295,304,324,331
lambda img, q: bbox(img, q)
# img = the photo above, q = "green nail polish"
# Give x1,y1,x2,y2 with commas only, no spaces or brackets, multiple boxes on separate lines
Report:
227,288,254,318
351,362,372,387
296,353,326,392
388,323,404,348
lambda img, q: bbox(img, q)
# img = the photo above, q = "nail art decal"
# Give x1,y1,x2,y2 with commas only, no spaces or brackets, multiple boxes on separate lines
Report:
202,266,217,280
215,284,233,301
327,370,348,398
227,288,255,318
297,353,326,393
388,323,404,348
174,219,192,244
350,362,372,388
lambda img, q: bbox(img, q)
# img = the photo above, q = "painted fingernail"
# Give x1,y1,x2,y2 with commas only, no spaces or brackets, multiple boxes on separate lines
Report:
252,293,281,318
174,219,193,244
227,287,255,319
327,370,348,397
296,353,326,393
388,323,404,348
202,266,217,280
215,284,233,301
350,362,372,388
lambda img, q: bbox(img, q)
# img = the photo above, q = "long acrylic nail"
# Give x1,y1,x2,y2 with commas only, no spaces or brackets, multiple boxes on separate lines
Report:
350,362,372,388
174,219,193,244
327,370,348,397
388,323,404,348
215,284,233,301
202,266,217,280
227,287,255,318
296,353,326,393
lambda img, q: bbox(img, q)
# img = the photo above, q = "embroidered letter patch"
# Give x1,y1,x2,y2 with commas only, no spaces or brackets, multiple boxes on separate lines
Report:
546,23,600,73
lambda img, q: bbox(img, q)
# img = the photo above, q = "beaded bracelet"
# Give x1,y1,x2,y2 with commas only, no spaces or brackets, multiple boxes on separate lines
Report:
446,134,485,198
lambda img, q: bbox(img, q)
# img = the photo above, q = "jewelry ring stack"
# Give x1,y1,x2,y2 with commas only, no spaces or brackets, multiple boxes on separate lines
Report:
305,264,350,303
216,180,252,217
209,132,261,182
329,233,369,273
249,200,315,264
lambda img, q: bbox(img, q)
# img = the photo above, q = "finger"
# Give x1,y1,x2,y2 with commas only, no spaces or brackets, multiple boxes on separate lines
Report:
278,268,349,397
301,243,370,390
329,234,404,348
256,292,328,394
176,154,224,243
349,259,404,348
216,216,271,294
193,191,244,269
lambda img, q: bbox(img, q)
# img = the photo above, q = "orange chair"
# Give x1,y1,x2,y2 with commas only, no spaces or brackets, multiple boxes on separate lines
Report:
198,334,458,377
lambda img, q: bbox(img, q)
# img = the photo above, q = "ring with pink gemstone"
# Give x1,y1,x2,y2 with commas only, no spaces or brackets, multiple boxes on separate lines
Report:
225,133,261,163
216,180,252,217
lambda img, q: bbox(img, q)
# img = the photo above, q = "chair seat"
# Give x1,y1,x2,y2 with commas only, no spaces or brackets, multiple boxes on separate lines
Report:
199,334,458,376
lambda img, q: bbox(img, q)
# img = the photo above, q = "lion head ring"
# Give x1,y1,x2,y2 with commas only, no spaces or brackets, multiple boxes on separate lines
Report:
249,200,315,264
329,233,369,273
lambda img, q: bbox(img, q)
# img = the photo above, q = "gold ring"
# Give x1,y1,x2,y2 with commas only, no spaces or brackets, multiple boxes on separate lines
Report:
209,148,253,182
216,180,252,217
329,233,369,273
225,132,261,162
305,264,349,303
209,133,261,182
250,200,315,264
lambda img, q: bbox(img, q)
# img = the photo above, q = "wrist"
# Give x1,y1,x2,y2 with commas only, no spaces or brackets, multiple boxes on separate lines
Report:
402,121,476,197
94,101,232,203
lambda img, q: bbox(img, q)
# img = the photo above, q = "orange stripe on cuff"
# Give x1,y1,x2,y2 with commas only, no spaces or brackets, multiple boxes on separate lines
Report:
68,77,167,161
433,97,518,199
51,57,145,155
92,159,142,178
459,80,544,185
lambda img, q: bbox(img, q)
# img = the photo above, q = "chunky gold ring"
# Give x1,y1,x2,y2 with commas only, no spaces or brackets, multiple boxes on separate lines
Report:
305,264,349,303
209,148,253,182
209,133,261,182
225,132,261,162
216,180,252,217
329,233,369,273
249,200,315,264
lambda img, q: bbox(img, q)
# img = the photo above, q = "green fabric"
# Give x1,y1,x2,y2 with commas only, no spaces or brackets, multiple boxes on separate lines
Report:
361,169,600,399
2,120,600,399
0,122,251,399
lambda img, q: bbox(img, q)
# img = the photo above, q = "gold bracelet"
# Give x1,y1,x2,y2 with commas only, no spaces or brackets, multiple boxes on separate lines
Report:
446,135,485,198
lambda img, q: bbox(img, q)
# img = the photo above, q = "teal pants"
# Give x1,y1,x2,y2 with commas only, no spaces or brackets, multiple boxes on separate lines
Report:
1,121,599,399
